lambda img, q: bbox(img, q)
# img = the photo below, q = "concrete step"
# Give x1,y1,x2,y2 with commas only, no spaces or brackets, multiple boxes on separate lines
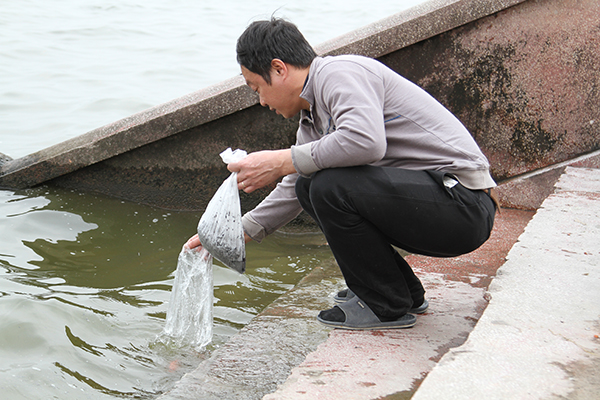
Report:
412,166,600,400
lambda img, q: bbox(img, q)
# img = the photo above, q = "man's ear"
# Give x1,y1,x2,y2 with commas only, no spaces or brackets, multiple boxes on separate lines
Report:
270,59,287,77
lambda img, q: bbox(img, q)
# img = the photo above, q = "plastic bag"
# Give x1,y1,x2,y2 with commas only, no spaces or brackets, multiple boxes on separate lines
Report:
161,247,213,349
197,148,247,273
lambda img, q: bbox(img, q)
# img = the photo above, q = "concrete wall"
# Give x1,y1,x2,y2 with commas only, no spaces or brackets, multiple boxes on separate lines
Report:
382,0,600,181
1,0,598,216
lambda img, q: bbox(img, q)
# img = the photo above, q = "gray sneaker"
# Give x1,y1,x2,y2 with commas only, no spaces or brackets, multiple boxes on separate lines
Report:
334,288,429,314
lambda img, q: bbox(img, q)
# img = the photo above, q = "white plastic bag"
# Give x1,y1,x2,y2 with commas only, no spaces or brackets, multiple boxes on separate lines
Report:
160,148,245,349
196,148,247,273
161,247,213,349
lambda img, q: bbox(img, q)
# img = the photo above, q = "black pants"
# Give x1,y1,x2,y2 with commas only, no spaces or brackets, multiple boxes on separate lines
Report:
295,166,496,320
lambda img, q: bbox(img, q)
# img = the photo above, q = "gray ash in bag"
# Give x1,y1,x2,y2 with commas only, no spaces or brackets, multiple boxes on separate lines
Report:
196,148,247,273
197,195,246,273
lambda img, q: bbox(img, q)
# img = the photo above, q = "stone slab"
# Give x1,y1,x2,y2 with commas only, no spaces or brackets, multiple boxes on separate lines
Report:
157,258,345,400
412,166,600,399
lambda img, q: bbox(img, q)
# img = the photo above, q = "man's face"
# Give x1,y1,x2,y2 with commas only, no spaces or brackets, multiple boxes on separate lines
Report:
241,65,304,119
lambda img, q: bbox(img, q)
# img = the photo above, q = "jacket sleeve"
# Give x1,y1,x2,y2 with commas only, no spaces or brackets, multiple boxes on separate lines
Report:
242,173,303,242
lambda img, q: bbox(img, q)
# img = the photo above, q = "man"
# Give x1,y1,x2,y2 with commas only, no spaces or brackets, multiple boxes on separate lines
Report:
187,17,497,330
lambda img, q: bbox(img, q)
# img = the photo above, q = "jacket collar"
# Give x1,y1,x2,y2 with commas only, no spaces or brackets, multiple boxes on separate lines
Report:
300,57,323,108
299,57,323,121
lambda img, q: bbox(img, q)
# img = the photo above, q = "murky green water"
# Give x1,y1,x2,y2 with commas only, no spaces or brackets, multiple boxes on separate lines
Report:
0,185,330,399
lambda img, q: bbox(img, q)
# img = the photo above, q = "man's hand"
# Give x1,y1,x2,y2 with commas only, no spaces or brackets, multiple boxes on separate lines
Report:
228,149,295,193
184,233,253,251
184,234,203,251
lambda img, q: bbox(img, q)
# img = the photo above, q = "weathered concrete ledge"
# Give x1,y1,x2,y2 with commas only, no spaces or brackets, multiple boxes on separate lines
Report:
313,0,525,57
496,149,600,209
0,0,528,192
6,0,598,213
0,76,252,188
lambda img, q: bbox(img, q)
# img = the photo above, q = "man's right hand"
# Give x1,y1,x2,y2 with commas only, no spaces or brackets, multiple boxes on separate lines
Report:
228,149,295,193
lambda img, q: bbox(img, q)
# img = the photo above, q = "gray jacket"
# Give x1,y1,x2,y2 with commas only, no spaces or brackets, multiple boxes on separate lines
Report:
243,55,496,242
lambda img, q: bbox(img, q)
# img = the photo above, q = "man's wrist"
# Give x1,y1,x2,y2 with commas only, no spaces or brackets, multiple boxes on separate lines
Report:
278,149,296,175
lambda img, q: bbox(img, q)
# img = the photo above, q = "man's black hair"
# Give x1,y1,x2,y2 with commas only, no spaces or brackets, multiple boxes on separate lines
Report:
236,17,317,84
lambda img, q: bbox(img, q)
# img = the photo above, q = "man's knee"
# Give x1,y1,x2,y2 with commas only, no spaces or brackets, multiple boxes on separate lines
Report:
308,168,353,201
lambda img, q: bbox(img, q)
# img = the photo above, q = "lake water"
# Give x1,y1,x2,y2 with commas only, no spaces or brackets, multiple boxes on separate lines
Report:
0,0,426,398
0,184,331,398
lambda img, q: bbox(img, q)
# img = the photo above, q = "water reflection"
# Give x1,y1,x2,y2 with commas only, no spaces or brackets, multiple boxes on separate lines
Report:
0,186,330,399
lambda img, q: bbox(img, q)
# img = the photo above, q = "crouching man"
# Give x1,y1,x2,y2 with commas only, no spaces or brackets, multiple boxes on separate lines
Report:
187,17,497,330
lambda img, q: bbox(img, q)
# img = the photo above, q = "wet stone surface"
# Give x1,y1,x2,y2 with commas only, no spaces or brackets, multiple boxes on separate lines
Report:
157,258,344,400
